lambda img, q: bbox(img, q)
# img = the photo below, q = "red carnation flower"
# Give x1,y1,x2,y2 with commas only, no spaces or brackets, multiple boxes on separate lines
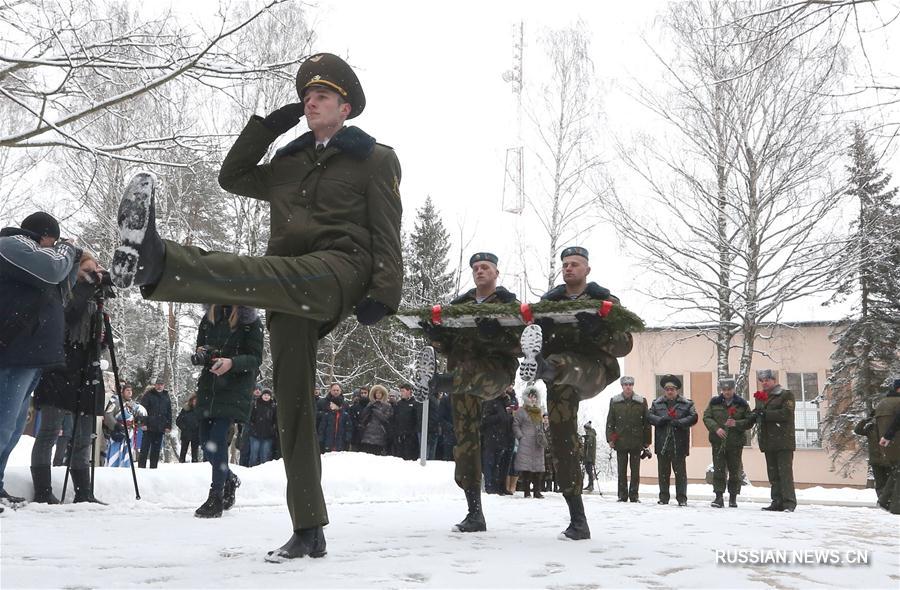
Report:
667,408,677,418
610,433,619,442
754,390,769,403
727,406,737,417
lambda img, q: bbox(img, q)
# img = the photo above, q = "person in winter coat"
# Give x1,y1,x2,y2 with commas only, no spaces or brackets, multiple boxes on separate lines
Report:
103,384,146,468
30,250,108,504
606,376,652,502
752,369,797,512
868,379,900,513
358,385,393,455
317,383,345,431
391,384,419,460
582,422,597,492
438,391,456,461
347,387,369,451
513,389,548,499
138,379,173,468
703,378,752,508
0,211,80,505
192,304,264,519
317,397,352,453
247,388,278,466
648,375,698,506
176,394,202,463
481,386,514,494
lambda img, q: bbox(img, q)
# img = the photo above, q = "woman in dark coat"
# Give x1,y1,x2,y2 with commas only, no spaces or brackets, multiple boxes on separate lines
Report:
358,384,393,455
176,394,202,463
192,304,263,518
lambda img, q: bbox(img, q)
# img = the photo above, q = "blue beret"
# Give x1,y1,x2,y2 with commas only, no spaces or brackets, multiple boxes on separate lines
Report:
469,252,499,267
560,246,589,260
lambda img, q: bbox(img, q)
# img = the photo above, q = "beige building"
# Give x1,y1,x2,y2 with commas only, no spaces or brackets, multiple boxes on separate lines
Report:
625,321,867,489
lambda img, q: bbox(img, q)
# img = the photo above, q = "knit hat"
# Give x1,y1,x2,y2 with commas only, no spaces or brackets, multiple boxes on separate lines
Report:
21,212,60,239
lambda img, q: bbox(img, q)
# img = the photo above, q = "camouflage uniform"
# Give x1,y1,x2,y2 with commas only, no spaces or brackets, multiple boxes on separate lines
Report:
540,283,631,496
436,287,519,491
702,395,752,497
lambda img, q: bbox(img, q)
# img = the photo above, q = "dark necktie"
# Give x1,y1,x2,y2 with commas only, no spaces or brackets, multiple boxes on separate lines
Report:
315,143,325,156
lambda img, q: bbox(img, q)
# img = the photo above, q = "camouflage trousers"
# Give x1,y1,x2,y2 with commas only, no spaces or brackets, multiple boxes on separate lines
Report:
546,384,582,495
446,354,517,490
711,443,743,495
545,351,619,401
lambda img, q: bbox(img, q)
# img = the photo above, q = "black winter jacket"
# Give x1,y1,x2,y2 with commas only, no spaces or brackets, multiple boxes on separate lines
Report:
248,397,278,440
141,389,173,433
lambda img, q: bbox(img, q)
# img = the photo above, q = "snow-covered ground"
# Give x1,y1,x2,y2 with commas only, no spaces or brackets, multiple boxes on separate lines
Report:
1,438,897,589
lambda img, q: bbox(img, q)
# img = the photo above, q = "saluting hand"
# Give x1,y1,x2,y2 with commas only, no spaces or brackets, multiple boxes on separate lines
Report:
261,102,305,135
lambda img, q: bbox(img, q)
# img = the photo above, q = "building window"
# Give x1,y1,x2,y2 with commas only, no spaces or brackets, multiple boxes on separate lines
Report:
655,374,685,397
787,372,821,449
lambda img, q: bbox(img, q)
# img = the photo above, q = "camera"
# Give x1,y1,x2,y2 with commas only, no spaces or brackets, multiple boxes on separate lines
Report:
92,270,116,299
191,345,221,366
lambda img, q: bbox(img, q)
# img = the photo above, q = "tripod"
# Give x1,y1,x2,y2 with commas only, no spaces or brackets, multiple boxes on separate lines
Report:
61,287,140,501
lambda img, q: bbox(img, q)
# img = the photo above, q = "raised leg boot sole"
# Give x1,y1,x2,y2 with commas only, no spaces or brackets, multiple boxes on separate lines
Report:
112,172,156,288
518,324,543,383
412,346,436,402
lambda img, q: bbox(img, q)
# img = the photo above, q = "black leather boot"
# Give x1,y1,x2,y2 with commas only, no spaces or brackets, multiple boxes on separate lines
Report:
194,490,224,518
560,494,591,540
71,469,106,505
761,502,783,511
223,471,241,511
30,466,59,504
711,493,724,508
265,526,327,562
533,476,544,499
452,488,486,533
523,472,532,498
728,493,738,508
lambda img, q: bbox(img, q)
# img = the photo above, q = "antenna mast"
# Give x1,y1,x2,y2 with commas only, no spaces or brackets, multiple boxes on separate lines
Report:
501,21,524,215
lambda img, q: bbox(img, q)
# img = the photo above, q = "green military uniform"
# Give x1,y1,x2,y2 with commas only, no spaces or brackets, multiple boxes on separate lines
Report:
860,390,900,512
439,286,519,491
582,423,597,490
703,394,751,499
540,282,630,496
755,384,797,511
142,115,402,531
606,391,651,501
648,388,698,504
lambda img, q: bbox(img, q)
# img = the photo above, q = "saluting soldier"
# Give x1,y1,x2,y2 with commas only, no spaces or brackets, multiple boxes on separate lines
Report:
606,375,651,502
518,246,632,540
415,252,519,533
753,369,797,512
648,375,698,506
857,379,900,512
702,378,751,508
110,53,403,561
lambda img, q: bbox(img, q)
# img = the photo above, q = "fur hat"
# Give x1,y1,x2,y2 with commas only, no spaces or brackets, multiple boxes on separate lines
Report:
620,376,635,386
719,378,736,390
756,369,777,381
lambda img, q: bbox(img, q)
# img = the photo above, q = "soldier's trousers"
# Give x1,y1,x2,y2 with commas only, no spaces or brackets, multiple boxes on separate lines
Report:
879,462,900,514
657,453,687,503
144,241,359,531
547,384,582,495
545,351,617,400
872,463,890,505
616,449,641,501
764,450,796,509
711,444,743,495
451,392,483,490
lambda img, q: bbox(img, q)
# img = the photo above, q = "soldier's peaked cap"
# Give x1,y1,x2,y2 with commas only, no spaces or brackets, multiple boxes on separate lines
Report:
296,53,365,119
469,252,499,267
560,246,589,260
660,375,682,390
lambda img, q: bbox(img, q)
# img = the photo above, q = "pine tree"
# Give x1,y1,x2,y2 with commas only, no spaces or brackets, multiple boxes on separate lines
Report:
824,124,900,474
406,196,454,306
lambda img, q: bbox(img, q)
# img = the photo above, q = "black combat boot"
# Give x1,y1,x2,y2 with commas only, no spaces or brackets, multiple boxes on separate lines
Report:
728,493,738,508
560,494,591,540
71,469,107,505
711,493,724,508
30,466,59,504
265,526,327,562
111,172,165,288
533,476,544,499
523,473,532,498
452,488,487,533
761,502,783,511
195,490,224,518
223,471,241,510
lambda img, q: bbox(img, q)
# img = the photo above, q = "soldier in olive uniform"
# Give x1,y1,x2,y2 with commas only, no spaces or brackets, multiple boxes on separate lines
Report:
519,246,633,540
416,252,519,533
857,379,900,512
110,54,403,560
702,378,751,508
648,375,698,506
753,369,797,512
606,375,651,502
582,422,597,491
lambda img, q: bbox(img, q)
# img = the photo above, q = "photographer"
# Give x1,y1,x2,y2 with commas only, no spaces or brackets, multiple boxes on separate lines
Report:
30,250,108,504
1,212,80,506
192,304,263,518
103,383,145,468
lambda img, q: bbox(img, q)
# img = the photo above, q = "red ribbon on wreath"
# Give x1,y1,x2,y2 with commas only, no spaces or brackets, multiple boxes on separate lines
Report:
753,390,768,403
599,300,613,318
431,305,443,325
520,303,534,325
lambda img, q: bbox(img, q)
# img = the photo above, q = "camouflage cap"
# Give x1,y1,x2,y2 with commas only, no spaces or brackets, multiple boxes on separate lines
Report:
620,376,635,386
756,369,777,381
719,378,736,390
469,252,498,267
560,246,589,260
296,53,365,119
